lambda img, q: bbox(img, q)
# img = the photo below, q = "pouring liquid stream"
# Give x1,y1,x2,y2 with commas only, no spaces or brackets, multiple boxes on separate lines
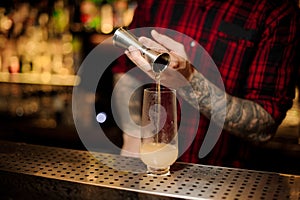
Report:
155,72,161,144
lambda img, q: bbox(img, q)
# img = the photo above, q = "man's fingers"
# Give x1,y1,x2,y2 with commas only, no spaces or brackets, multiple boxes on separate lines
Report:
151,30,178,49
138,36,167,52
151,30,187,59
126,46,152,72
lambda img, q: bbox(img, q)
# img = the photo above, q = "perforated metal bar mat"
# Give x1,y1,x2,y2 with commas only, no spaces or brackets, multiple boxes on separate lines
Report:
0,141,299,200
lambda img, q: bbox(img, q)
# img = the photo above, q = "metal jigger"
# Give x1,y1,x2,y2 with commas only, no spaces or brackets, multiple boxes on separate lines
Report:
113,27,170,73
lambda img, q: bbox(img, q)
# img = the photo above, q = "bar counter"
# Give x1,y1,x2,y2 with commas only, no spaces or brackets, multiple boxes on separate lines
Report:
0,140,299,200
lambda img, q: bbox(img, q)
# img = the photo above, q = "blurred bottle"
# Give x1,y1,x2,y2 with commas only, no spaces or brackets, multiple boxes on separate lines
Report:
113,0,127,28
51,0,70,36
79,0,101,32
100,3,113,34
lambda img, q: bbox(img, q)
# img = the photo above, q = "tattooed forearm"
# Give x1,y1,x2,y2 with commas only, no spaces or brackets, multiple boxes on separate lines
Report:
178,72,275,143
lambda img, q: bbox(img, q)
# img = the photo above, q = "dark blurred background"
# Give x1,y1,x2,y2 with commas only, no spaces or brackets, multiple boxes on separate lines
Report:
0,0,137,150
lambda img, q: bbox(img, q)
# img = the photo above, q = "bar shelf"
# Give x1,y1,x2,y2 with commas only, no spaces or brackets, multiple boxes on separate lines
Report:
0,72,80,86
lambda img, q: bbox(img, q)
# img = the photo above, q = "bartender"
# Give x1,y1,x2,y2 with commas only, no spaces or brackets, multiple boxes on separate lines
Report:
111,0,300,169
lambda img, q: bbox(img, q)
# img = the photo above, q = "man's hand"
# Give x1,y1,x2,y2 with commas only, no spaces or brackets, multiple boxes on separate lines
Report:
125,30,195,89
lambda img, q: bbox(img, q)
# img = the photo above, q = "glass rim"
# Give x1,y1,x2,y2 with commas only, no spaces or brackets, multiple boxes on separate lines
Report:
144,87,176,93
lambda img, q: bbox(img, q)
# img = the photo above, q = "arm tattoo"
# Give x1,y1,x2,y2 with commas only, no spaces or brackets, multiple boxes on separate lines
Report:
178,72,276,143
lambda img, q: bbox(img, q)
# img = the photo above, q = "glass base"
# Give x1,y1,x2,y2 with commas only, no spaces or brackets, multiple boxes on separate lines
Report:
147,166,170,176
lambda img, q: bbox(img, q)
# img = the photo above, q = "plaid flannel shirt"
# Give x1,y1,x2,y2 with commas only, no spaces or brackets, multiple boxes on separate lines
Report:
112,0,300,168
